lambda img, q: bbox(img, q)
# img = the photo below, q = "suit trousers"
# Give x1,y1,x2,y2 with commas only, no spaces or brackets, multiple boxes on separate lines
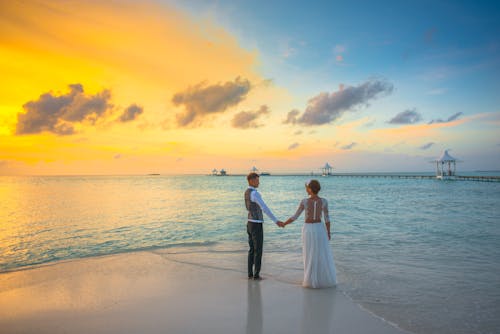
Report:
247,222,263,277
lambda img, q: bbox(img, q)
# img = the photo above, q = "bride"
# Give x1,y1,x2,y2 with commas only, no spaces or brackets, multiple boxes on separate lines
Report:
284,179,337,288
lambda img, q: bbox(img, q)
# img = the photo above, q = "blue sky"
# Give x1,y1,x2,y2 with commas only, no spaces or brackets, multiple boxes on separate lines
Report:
172,0,499,100
166,0,500,169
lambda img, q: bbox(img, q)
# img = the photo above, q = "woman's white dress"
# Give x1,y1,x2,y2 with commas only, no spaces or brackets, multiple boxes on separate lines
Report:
289,197,337,288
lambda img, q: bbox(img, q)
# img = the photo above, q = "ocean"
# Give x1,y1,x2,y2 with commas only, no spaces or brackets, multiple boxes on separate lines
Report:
1,174,499,334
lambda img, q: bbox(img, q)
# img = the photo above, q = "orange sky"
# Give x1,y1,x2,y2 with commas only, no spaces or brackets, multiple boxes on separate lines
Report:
1,0,498,175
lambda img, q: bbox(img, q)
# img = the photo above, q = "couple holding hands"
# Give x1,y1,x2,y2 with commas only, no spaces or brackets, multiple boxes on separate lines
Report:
245,172,337,288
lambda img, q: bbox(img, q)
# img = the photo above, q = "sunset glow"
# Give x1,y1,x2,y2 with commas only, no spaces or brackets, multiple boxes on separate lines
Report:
1,0,499,174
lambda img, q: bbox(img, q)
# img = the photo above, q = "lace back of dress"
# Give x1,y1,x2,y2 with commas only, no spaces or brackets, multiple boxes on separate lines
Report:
305,198,323,223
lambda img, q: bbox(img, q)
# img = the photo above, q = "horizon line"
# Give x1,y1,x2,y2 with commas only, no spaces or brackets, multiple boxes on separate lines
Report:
1,170,500,177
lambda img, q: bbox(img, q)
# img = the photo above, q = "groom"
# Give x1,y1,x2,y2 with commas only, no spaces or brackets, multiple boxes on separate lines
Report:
245,172,284,280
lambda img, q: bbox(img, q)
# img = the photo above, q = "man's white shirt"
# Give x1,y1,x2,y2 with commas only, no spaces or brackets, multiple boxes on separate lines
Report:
248,186,278,224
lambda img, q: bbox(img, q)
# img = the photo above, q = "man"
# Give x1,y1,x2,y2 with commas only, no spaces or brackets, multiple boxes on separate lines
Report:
245,172,284,280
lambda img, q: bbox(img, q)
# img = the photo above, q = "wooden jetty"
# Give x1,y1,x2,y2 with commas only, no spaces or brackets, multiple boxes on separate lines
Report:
325,173,500,182
455,175,500,182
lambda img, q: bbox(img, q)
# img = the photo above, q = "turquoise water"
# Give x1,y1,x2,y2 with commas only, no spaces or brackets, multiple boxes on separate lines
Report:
0,175,499,334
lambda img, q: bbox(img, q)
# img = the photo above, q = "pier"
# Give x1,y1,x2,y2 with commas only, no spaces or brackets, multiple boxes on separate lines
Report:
221,173,500,182
325,174,500,182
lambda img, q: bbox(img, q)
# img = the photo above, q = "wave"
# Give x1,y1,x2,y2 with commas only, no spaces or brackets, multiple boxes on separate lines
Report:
0,240,222,274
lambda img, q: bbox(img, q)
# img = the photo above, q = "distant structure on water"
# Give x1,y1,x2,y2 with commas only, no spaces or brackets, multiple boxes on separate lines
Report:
211,168,227,176
250,166,270,176
434,150,459,180
321,162,333,176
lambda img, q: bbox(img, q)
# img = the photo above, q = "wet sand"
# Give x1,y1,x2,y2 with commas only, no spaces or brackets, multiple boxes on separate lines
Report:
0,250,409,334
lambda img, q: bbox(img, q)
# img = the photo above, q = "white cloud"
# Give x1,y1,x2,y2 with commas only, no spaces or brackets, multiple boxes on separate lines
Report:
419,142,435,150
428,112,463,124
231,105,270,129
284,79,394,126
16,84,113,136
388,108,423,124
341,142,357,150
173,77,251,127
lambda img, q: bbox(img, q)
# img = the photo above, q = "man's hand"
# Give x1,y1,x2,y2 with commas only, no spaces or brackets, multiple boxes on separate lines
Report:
276,221,285,228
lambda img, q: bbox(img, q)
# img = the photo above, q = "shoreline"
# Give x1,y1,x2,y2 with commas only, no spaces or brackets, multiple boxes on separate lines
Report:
0,248,411,334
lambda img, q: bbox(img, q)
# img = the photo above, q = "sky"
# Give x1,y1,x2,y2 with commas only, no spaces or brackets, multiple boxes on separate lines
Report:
0,0,499,175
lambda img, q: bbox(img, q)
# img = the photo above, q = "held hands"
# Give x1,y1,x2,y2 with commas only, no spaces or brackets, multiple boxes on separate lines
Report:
276,219,292,228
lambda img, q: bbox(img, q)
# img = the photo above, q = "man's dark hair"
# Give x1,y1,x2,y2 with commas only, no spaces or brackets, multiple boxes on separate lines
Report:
247,172,259,181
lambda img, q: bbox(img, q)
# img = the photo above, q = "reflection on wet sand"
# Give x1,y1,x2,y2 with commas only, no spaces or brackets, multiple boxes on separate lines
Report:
301,288,336,334
246,281,262,334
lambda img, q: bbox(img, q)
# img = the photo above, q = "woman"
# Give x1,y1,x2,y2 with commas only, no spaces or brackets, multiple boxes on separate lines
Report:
284,179,337,288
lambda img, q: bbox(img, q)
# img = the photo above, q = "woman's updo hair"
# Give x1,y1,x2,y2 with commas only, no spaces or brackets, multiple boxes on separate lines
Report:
306,179,321,194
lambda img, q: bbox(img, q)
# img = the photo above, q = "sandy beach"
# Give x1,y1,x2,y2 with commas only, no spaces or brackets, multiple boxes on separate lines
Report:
0,249,409,334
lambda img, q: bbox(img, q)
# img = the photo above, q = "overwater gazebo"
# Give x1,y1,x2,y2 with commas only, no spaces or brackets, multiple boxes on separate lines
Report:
321,162,333,176
434,150,458,180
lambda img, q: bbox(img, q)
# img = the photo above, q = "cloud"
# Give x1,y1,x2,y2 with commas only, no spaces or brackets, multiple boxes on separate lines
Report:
469,111,500,126
284,109,300,125
293,130,303,135
231,105,270,129
16,84,113,135
114,154,122,159
341,142,357,150
172,77,251,126
283,79,393,126
419,142,435,150
119,104,143,122
428,112,463,124
288,142,300,150
388,108,423,124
